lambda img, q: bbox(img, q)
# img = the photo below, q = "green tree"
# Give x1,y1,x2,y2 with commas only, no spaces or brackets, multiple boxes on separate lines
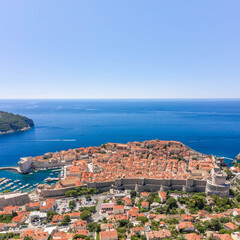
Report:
118,219,129,227
87,222,101,233
178,197,188,205
101,144,106,149
47,211,57,222
213,195,235,212
73,234,90,240
88,188,98,194
131,234,147,240
166,218,179,225
65,190,78,197
69,200,76,211
116,198,124,205
130,190,137,198
166,197,177,209
85,194,91,201
151,220,160,231
80,210,91,220
155,206,167,214
0,214,14,223
195,223,207,233
225,168,233,180
24,237,33,240
137,216,148,224
79,206,96,213
60,215,71,226
204,218,222,231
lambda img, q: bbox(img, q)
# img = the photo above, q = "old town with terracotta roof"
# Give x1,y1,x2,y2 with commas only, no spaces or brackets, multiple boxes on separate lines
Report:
1,140,240,240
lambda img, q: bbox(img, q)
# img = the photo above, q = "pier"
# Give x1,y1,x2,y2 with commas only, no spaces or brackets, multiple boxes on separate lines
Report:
0,166,21,173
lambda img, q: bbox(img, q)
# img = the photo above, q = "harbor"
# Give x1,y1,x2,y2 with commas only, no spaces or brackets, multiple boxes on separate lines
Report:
0,168,63,194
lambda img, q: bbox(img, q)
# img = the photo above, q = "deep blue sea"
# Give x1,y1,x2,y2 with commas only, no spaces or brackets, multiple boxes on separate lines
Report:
0,99,240,191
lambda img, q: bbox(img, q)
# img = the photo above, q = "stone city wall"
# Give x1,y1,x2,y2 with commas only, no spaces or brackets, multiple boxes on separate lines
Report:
122,178,140,185
39,185,81,198
87,181,115,190
32,161,69,169
0,193,30,209
205,180,230,197
40,177,208,198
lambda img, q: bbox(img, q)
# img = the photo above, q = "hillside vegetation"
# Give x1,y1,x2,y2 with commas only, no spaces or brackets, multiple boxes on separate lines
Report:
0,111,34,134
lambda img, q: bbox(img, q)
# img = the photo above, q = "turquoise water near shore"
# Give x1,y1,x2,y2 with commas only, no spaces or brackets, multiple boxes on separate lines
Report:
0,99,240,191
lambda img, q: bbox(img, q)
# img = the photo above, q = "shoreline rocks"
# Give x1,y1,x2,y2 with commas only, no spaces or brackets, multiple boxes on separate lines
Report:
0,111,34,135
0,126,32,135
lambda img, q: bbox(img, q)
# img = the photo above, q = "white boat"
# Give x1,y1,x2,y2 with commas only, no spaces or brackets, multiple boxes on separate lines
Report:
0,180,7,186
44,177,58,182
0,178,6,183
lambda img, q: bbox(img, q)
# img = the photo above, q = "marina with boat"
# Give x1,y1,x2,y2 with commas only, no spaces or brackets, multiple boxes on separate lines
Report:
0,167,63,194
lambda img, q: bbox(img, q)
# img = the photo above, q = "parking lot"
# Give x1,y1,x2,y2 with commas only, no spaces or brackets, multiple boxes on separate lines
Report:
55,197,98,214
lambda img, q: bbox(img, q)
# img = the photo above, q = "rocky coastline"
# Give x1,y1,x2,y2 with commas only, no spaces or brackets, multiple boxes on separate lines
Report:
0,111,34,135
0,126,32,135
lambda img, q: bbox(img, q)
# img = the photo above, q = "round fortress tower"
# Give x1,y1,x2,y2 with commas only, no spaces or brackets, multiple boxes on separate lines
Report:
205,167,230,197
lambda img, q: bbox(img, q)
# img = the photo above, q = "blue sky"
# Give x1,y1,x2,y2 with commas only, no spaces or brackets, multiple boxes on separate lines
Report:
0,0,239,99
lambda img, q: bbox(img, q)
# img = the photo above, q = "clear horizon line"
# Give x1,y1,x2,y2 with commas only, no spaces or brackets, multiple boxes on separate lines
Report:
0,97,240,100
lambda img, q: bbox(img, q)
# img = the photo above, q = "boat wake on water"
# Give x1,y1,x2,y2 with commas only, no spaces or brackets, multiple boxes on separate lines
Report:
220,157,235,161
30,139,76,142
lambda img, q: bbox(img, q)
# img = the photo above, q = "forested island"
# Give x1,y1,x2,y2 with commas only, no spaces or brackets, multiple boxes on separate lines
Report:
0,111,34,134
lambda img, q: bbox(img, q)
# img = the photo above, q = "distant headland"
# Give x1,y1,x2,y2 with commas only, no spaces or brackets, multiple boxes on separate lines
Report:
0,111,34,135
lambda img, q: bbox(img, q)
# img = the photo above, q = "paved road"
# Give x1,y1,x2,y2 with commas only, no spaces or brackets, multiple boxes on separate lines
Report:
230,173,240,184
93,194,112,221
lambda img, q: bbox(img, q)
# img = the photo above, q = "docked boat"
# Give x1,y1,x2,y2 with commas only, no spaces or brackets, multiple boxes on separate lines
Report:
5,183,13,188
0,178,6,183
44,177,58,182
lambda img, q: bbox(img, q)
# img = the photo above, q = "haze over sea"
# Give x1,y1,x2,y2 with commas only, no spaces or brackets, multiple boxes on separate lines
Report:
0,99,240,187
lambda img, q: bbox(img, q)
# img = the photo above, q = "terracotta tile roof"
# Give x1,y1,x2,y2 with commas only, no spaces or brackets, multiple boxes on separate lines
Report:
213,234,234,240
146,230,171,239
76,230,89,236
178,221,194,230
12,215,24,223
185,233,202,240
21,229,35,237
74,220,87,227
224,222,239,230
113,205,124,209
181,214,194,221
100,230,118,239
35,140,212,188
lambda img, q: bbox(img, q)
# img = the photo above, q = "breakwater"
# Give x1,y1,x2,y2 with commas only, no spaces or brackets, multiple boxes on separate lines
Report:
0,166,21,173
